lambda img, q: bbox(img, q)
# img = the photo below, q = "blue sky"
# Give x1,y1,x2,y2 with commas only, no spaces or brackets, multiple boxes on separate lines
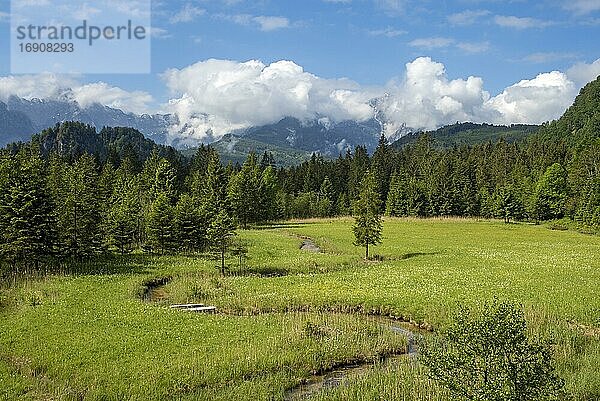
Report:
1,0,599,142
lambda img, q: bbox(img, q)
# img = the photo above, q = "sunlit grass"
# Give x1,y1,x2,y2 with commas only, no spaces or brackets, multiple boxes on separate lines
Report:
1,218,599,400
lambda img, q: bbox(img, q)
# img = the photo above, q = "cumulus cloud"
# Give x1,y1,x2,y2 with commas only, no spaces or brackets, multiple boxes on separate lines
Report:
485,71,576,124
161,59,375,143
4,57,599,145
567,58,600,87
0,74,154,114
377,57,493,133
161,57,593,143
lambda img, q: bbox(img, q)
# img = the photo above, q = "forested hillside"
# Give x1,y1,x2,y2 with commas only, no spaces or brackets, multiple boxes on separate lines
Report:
0,77,598,271
392,122,539,149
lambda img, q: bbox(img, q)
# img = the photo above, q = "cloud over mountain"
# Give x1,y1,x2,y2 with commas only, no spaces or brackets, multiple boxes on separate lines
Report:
0,74,154,115
2,57,599,144
162,57,597,142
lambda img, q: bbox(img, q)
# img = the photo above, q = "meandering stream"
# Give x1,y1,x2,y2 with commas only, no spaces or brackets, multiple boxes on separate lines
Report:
141,275,422,400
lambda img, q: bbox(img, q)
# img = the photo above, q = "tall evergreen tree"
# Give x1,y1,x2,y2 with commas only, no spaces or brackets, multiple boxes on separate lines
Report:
207,208,236,275
0,147,57,269
352,170,383,259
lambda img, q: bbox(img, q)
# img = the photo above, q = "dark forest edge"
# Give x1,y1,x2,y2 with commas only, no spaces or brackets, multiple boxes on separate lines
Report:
0,76,599,274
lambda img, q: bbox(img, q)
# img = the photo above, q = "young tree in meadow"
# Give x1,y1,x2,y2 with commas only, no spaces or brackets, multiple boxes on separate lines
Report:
207,208,236,275
352,170,382,259
421,300,564,401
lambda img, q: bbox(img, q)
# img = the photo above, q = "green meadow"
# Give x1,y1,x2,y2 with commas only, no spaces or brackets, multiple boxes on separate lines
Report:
1,218,599,400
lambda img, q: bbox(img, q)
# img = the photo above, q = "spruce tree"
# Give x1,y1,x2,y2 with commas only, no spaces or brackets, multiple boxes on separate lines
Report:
146,192,175,254
0,147,57,270
352,170,383,259
207,208,236,275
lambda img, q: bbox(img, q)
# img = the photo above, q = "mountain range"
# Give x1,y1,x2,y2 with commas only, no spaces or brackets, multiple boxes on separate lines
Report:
0,94,543,166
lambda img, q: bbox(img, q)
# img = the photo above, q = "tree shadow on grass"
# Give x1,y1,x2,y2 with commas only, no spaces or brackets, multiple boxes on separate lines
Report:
249,222,316,230
398,252,439,260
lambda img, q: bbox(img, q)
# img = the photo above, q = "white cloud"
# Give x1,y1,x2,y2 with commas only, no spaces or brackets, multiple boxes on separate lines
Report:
161,59,375,143
494,15,554,29
218,13,290,31
170,3,206,23
0,73,79,102
375,0,406,15
323,0,352,3
71,83,154,114
378,57,493,133
408,37,455,49
485,71,576,124
447,9,490,25
252,16,290,31
566,58,600,87
524,52,577,63
368,27,407,37
456,41,490,53
0,74,154,115
409,37,489,54
151,27,172,39
564,0,600,15
161,57,590,143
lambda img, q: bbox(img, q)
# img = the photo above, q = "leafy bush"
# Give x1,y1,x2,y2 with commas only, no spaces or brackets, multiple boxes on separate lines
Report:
421,300,564,401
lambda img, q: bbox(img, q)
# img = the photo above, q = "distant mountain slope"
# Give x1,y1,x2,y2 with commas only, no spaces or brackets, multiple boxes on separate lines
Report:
0,102,36,145
27,121,182,166
209,134,313,167
392,122,540,149
0,96,174,146
236,117,383,155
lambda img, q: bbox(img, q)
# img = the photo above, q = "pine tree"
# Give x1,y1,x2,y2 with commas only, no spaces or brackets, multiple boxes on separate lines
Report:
317,176,334,217
146,192,175,254
352,170,383,259
260,166,279,221
228,152,260,228
207,208,236,275
533,163,568,220
56,154,104,258
0,147,57,270
385,170,409,217
174,193,203,253
106,169,139,254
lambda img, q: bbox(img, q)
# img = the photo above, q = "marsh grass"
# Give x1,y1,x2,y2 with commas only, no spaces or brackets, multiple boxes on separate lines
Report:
1,218,599,400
